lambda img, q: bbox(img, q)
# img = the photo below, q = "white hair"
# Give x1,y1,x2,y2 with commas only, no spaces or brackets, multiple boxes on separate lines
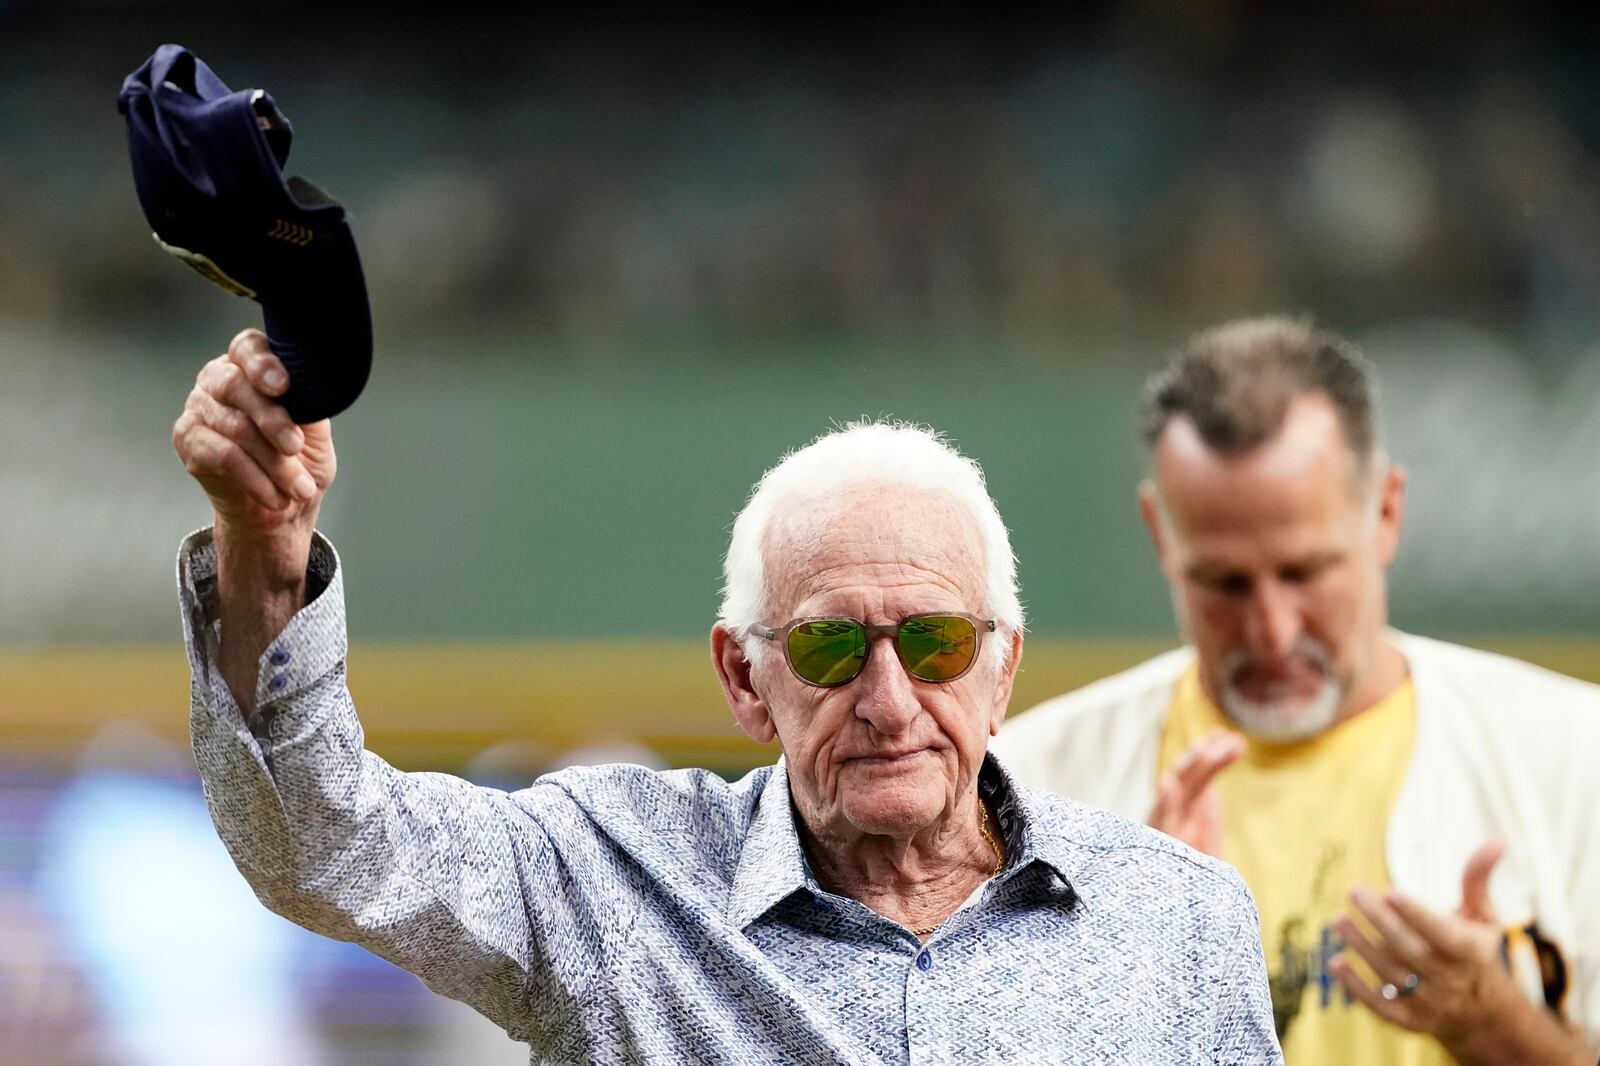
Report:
718,419,1024,667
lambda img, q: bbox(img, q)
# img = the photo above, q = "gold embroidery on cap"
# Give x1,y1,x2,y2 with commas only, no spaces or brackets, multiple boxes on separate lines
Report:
266,219,314,246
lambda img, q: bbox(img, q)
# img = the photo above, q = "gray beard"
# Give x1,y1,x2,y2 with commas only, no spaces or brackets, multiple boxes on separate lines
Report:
1219,678,1343,743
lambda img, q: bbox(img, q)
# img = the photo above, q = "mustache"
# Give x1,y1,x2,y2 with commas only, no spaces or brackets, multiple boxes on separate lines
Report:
1221,636,1335,680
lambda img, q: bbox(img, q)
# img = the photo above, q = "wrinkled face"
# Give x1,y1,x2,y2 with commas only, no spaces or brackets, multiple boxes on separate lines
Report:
1142,394,1403,741
748,486,1016,840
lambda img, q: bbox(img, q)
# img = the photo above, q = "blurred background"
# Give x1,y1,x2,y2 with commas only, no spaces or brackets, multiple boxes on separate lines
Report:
3,1,1598,1061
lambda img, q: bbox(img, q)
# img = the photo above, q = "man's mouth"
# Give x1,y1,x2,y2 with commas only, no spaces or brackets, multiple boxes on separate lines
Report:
848,749,924,766
1229,651,1329,698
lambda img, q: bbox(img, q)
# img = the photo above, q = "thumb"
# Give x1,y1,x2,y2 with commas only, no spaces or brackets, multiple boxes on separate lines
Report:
299,418,333,447
1460,839,1505,922
296,419,337,481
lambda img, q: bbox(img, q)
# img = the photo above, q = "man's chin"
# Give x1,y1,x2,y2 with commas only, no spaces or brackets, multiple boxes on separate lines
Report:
840,780,942,837
1219,687,1342,744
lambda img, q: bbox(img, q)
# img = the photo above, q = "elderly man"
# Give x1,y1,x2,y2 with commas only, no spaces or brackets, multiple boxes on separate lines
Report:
995,317,1600,1066
171,329,1279,1064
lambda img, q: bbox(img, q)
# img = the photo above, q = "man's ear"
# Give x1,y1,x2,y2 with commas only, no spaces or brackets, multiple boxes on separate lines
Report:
1375,464,1407,570
711,624,776,744
988,628,1025,736
1137,479,1169,564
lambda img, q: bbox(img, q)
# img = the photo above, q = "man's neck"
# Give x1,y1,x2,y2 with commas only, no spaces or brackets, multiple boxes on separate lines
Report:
799,797,1001,934
1337,636,1411,726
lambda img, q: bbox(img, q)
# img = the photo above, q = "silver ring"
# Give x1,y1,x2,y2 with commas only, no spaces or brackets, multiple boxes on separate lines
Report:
1381,973,1421,1000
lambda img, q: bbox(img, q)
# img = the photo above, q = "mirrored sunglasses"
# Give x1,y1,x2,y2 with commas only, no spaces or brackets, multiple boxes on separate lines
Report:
750,613,996,687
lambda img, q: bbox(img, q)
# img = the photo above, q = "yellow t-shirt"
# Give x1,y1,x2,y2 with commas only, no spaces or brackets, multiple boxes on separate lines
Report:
1158,667,1452,1066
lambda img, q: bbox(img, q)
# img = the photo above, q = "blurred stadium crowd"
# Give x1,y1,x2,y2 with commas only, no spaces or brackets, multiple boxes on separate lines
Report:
2,4,1599,358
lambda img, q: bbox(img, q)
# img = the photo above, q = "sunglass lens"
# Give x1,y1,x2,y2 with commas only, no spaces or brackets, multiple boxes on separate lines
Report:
787,620,868,686
895,616,978,681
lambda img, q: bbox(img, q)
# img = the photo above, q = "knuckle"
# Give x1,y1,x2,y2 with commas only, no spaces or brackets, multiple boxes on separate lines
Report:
219,407,252,441
198,355,226,383
230,327,265,354
199,433,229,464
201,365,237,400
216,440,251,474
258,405,291,434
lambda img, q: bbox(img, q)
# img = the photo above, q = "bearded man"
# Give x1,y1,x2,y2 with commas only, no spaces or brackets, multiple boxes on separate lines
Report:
996,316,1600,1066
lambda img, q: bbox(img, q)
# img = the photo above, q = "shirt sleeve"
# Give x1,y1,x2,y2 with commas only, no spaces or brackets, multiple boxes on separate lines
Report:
177,528,635,1048
1207,878,1285,1065
1559,713,1600,1047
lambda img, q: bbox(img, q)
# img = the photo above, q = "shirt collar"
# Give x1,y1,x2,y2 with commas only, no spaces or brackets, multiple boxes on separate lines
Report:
727,757,812,930
727,752,1085,930
983,752,1089,894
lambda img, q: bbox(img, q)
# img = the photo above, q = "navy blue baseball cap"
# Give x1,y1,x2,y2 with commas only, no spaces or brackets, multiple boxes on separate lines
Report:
118,44,371,424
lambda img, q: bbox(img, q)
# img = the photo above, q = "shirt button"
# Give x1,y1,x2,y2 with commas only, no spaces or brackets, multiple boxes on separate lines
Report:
268,649,291,666
268,675,288,692
811,897,833,912
916,949,932,972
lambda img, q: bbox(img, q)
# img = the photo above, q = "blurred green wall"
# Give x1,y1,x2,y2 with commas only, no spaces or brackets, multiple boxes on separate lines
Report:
327,339,1165,642
4,327,1595,766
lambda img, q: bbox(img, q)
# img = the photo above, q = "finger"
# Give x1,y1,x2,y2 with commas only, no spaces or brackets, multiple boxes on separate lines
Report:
180,422,290,510
188,387,316,502
199,357,303,456
228,328,291,397
1386,890,1481,963
1459,840,1505,923
1192,785,1225,855
1166,733,1216,779
1169,731,1243,804
1348,886,1433,971
1332,912,1416,989
1148,771,1178,827
1329,954,1417,1030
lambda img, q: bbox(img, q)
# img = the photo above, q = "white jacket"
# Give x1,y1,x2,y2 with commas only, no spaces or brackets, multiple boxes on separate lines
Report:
992,631,1600,1040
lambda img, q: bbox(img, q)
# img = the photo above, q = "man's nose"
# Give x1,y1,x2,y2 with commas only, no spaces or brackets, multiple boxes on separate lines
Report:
1243,580,1301,660
851,634,920,734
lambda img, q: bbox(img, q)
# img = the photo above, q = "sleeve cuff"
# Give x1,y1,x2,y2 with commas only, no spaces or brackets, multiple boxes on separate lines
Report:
176,526,348,731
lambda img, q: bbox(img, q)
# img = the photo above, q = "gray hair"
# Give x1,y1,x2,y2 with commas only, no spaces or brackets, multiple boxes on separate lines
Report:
1138,315,1382,471
718,419,1023,665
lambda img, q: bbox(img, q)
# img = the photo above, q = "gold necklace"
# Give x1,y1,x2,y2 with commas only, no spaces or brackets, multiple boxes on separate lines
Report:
908,796,1004,936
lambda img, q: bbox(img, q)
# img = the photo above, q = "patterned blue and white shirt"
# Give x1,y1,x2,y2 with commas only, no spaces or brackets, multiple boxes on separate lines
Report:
179,530,1281,1064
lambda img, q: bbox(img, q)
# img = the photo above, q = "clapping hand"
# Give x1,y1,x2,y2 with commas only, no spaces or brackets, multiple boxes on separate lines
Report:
1148,730,1245,858
1331,841,1595,1066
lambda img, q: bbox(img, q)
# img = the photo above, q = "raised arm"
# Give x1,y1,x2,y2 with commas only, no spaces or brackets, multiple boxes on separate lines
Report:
172,326,334,714
171,331,631,1045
